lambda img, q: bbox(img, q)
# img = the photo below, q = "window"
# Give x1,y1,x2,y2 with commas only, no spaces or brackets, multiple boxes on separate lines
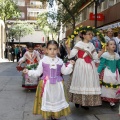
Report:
21,12,25,18
97,3,102,13
103,0,109,10
28,12,34,17
88,3,94,13
108,0,114,7
116,0,120,3
82,8,87,21
79,13,82,22
17,0,25,6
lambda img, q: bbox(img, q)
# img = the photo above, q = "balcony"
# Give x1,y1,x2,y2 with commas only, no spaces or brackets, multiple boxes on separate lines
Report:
27,16,37,20
27,3,43,9
27,2,47,9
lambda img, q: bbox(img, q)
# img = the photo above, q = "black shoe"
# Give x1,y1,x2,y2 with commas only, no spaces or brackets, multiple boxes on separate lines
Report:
75,104,80,108
51,117,58,120
81,106,89,110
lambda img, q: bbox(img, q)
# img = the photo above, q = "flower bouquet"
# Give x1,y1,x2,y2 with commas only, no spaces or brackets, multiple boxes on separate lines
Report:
16,66,25,72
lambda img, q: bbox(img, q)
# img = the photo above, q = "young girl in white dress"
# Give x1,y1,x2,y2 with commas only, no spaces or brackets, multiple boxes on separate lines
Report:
18,42,40,89
98,40,120,107
66,30,104,109
23,40,74,120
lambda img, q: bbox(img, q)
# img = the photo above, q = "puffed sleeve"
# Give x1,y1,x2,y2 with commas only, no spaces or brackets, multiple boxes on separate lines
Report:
68,42,81,59
117,59,120,71
97,57,106,73
91,43,99,60
28,60,43,77
61,63,73,75
92,51,99,60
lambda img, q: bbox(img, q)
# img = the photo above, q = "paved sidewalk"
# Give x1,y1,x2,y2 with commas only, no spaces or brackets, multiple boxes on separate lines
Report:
0,58,10,62
0,63,120,120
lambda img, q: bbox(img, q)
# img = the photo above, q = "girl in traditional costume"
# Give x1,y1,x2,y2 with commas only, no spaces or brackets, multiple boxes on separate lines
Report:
98,40,120,107
66,27,104,110
23,40,74,120
18,42,40,89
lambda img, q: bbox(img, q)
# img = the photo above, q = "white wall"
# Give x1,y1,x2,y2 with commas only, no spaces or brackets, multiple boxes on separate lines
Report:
0,20,5,58
14,30,46,43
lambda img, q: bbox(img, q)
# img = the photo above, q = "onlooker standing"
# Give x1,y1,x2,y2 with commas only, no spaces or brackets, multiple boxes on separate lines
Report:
10,45,15,62
105,28,117,52
91,35,102,53
4,46,8,58
59,43,67,59
22,46,26,57
104,28,115,43
115,30,120,56
15,45,20,62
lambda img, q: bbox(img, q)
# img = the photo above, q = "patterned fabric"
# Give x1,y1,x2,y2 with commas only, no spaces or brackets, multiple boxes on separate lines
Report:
66,75,102,106
33,80,70,119
102,97,119,103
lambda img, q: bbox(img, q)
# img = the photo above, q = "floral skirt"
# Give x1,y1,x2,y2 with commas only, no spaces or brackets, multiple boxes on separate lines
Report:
66,75,102,106
33,80,70,119
22,73,39,89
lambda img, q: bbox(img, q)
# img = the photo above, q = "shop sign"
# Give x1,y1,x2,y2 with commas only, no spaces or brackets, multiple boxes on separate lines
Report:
89,12,104,21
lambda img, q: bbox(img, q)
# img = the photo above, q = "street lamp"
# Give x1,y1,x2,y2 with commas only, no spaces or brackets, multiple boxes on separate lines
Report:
94,0,98,28
94,0,105,28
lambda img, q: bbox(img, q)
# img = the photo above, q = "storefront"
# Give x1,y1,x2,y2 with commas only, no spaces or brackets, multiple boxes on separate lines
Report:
66,1,120,36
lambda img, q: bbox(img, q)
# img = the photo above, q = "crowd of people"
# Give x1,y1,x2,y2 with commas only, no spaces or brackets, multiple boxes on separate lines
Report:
15,26,120,120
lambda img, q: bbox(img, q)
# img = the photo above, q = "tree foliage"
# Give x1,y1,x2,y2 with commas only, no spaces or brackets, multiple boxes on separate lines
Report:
0,0,20,22
9,21,35,43
37,13,59,37
39,0,90,31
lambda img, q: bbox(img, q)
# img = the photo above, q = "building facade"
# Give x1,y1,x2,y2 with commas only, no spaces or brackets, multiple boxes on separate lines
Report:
7,0,47,44
66,0,120,36
12,0,46,21
0,20,5,59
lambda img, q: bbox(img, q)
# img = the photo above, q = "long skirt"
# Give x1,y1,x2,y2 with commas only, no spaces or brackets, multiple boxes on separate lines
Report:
67,75,102,106
67,58,102,106
101,68,120,103
33,80,70,119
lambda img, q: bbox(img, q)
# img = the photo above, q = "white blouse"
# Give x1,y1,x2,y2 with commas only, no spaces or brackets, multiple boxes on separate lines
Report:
68,41,99,60
19,50,40,64
28,56,73,77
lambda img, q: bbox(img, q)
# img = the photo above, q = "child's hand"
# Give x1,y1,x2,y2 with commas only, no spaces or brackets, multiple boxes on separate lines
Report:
70,60,75,65
23,68,28,74
18,62,21,66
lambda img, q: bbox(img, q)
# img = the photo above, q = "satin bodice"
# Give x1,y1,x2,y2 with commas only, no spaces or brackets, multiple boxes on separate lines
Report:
78,50,92,63
41,62,63,84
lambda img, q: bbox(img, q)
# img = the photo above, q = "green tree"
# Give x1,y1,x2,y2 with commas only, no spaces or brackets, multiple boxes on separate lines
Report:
9,21,35,45
0,0,20,22
40,0,90,31
37,13,59,40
